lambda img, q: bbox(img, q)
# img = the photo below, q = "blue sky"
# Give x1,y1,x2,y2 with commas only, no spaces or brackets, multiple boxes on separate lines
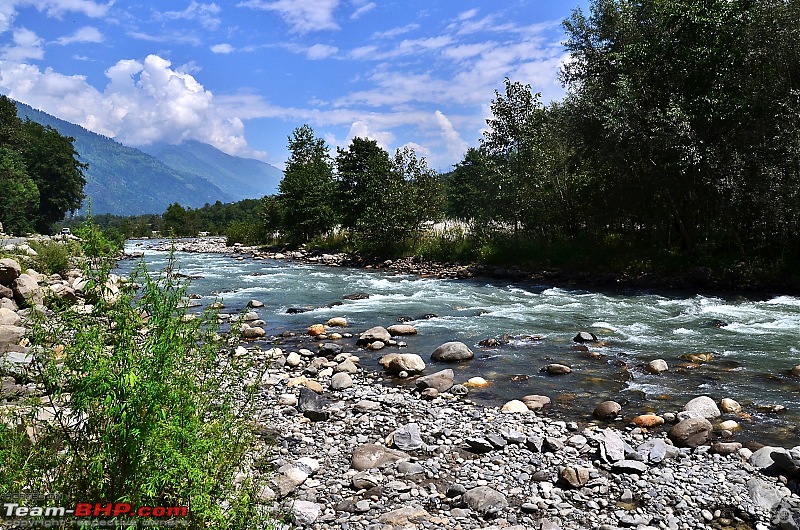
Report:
0,0,589,171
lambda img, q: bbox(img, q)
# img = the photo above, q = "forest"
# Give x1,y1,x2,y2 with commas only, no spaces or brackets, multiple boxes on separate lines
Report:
13,0,800,282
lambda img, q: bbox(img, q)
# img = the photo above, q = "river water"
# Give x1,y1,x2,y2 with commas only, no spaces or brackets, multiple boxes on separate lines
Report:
120,241,800,447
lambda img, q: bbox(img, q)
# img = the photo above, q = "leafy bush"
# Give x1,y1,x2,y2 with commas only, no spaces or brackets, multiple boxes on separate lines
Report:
225,220,266,246
29,240,75,275
0,253,278,529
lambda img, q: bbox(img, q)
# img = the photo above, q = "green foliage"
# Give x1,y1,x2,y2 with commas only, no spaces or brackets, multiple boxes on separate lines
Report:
0,254,275,529
225,220,266,246
29,240,74,276
278,125,338,243
74,208,120,260
0,146,39,235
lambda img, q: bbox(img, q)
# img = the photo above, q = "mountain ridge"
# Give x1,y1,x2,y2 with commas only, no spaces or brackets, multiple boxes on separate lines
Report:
13,102,281,216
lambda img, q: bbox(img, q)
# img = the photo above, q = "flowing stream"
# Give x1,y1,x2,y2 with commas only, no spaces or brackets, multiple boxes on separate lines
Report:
119,240,800,447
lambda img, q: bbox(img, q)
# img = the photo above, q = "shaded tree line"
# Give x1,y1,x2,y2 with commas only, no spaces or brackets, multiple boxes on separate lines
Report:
0,95,86,234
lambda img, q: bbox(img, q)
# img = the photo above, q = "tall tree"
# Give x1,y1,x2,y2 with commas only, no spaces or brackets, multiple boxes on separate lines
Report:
21,120,86,233
0,147,39,234
335,137,394,233
278,125,337,243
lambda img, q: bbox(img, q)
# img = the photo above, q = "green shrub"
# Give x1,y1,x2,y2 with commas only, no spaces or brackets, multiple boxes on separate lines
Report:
0,253,278,529
225,220,266,246
29,240,75,275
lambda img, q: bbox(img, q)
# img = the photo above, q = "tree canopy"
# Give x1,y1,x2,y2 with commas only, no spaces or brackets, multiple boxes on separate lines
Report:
0,95,86,234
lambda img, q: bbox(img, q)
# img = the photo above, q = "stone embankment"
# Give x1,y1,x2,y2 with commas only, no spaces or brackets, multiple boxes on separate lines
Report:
230,315,800,530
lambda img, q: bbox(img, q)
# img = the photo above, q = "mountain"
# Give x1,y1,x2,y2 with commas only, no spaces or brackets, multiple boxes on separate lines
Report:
144,141,283,201
14,102,233,215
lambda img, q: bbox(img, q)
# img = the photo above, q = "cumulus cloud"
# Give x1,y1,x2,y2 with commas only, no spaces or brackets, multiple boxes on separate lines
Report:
433,110,468,161
0,4,17,35
0,54,251,156
210,42,234,54
29,0,114,19
161,1,221,30
305,43,337,59
346,120,394,150
54,25,103,45
1,28,44,61
237,0,340,33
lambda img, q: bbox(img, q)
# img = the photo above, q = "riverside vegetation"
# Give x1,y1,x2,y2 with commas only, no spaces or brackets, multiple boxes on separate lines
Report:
68,0,800,292
0,224,283,529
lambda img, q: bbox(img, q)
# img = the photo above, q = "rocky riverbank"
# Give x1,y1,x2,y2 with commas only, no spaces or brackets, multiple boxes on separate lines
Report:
239,315,800,530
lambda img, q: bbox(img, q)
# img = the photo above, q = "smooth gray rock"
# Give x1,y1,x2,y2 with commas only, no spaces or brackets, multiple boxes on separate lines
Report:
415,369,454,392
668,418,712,448
463,486,508,517
611,459,648,474
683,395,722,419
298,387,329,421
330,372,353,390
351,443,410,470
748,477,786,511
292,500,321,526
573,331,598,343
593,400,621,420
431,341,474,362
357,326,391,345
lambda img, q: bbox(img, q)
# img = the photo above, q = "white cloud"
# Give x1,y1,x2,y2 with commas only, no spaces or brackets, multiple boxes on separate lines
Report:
306,43,337,60
0,54,252,157
161,1,221,30
0,4,17,34
210,42,234,54
30,0,114,19
127,30,202,46
372,23,419,40
433,110,468,161
347,120,394,150
237,0,340,33
54,25,103,45
350,0,374,20
1,28,44,61
457,8,479,21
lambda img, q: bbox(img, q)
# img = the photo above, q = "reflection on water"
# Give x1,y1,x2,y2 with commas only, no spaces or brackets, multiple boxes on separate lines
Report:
119,240,800,446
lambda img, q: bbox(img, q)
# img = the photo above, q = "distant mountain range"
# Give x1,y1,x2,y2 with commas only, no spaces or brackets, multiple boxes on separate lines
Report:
14,102,283,216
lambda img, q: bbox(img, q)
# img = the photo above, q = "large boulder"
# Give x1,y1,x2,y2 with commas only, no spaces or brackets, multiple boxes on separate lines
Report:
387,324,417,336
379,353,425,374
0,259,22,286
683,395,721,419
0,308,21,327
357,326,391,345
415,369,454,392
431,341,474,362
0,324,26,351
668,418,713,448
11,273,43,307
593,400,622,421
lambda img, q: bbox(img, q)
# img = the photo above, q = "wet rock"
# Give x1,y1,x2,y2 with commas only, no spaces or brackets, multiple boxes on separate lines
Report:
718,419,740,432
247,299,264,308
317,342,343,357
379,353,426,374
681,352,714,363
415,369,454,392
357,326,391,345
466,376,490,387
544,363,572,375
287,307,313,314
391,423,424,451
632,414,664,428
501,400,529,414
711,442,743,455
431,341,474,362
242,326,266,339
593,400,622,420
646,359,669,374
720,397,742,413
387,324,417,336
463,486,508,517
325,317,347,327
684,395,721,419
792,365,800,377
771,447,800,476
573,331,598,343
351,443,410,470
668,418,713,448
522,395,551,411
343,292,370,300
307,324,325,336
367,340,385,350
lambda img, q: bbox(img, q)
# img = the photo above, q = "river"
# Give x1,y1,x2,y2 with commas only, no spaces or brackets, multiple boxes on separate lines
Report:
119,240,800,447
